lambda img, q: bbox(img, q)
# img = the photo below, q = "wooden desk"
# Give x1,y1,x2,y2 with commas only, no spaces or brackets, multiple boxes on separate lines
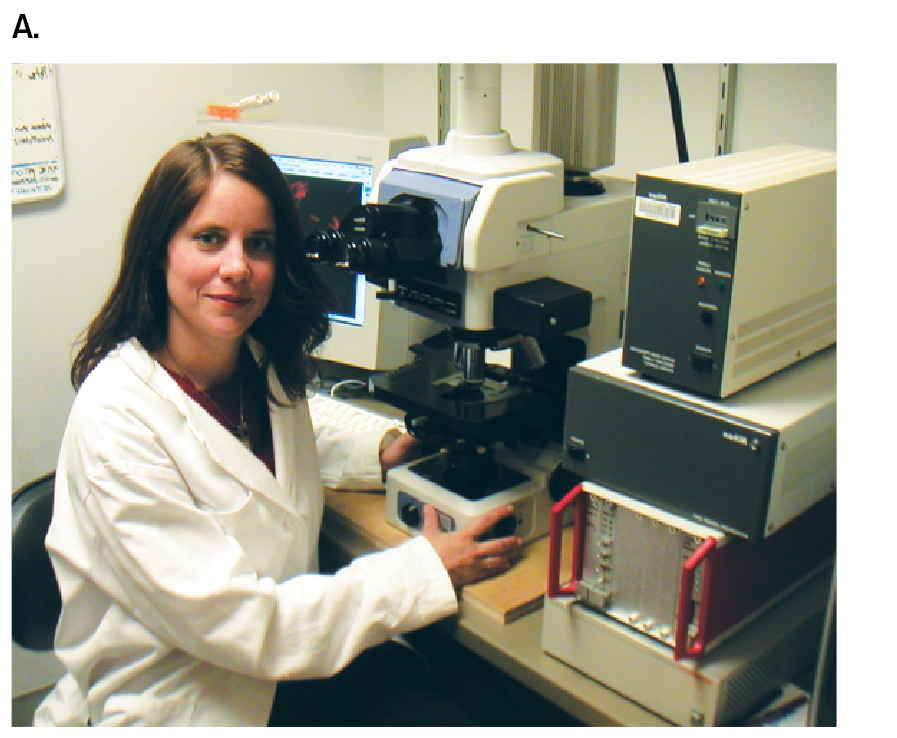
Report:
320,488,673,727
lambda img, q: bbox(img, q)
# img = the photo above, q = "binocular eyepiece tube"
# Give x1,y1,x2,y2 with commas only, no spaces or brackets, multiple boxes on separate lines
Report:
304,200,442,281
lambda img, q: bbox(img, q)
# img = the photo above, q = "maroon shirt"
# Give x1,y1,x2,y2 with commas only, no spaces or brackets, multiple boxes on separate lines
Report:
162,348,276,476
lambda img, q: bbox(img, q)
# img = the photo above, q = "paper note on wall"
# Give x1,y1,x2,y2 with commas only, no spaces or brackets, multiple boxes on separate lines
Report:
12,63,65,203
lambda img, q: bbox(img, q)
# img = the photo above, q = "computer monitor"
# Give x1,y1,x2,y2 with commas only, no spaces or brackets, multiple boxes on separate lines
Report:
196,121,432,370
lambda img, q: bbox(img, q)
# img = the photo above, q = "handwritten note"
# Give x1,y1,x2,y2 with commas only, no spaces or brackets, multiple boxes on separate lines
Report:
12,63,65,203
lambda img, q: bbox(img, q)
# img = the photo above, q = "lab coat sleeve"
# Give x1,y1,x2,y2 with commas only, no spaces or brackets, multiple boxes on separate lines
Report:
32,673,89,727
74,430,456,683
314,422,385,490
261,537,455,678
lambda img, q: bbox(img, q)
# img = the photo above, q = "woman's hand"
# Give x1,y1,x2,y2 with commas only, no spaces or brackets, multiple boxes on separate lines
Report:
421,503,521,589
378,432,420,482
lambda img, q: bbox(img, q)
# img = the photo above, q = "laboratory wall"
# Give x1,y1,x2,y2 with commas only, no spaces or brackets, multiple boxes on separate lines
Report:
10,63,836,494
500,64,836,180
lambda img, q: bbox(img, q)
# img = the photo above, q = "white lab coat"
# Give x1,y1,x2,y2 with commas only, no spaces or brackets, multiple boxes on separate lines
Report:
34,339,457,727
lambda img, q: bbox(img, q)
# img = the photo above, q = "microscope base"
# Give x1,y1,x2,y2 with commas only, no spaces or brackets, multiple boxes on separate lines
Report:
385,444,560,544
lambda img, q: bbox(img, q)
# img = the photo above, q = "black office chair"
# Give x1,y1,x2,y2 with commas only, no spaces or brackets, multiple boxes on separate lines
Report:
12,472,61,652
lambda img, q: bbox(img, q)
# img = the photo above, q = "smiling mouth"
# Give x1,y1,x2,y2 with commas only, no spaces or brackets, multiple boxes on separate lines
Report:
209,295,251,306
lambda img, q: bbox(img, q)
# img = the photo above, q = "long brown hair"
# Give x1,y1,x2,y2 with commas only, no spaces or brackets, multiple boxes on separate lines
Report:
70,134,334,401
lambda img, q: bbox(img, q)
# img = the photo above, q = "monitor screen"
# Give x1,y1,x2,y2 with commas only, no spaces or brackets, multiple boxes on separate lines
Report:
271,152,371,329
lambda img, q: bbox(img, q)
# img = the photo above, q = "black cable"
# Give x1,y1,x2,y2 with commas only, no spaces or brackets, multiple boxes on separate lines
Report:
662,63,689,163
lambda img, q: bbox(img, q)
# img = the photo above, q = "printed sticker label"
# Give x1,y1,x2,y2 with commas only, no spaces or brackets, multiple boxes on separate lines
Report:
635,196,681,226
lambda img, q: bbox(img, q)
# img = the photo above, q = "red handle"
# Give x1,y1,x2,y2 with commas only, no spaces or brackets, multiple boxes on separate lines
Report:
546,483,588,598
674,536,716,661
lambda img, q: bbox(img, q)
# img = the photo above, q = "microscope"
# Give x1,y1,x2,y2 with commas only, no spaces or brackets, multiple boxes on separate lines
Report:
306,65,634,542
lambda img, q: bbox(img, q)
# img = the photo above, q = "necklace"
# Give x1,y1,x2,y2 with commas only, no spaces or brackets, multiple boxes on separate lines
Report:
162,350,251,449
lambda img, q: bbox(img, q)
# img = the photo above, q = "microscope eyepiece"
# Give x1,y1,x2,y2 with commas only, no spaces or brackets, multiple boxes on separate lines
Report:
304,200,442,280
305,230,395,273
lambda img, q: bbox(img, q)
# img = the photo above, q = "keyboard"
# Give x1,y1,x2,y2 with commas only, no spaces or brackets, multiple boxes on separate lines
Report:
307,392,406,435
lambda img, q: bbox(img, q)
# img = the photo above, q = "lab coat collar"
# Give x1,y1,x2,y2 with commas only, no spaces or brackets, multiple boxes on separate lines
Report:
119,338,299,516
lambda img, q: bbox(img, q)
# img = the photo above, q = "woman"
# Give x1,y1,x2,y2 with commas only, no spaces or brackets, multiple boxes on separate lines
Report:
35,134,520,727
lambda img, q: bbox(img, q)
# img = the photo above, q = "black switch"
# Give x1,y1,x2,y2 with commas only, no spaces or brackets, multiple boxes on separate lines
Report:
692,353,714,373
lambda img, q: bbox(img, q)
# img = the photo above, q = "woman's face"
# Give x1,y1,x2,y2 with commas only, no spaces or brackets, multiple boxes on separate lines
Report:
164,172,276,356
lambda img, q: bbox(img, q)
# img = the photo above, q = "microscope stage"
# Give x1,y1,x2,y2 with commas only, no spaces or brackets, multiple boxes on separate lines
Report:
372,355,534,441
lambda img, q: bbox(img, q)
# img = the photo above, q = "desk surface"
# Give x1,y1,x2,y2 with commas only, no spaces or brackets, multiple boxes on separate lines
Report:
320,488,673,727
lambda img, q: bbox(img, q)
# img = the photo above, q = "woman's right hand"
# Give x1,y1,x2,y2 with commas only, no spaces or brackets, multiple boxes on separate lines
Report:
421,503,521,589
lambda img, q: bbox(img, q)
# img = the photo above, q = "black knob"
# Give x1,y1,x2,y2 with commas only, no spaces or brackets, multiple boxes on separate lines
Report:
490,514,518,539
548,464,584,502
400,502,422,529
